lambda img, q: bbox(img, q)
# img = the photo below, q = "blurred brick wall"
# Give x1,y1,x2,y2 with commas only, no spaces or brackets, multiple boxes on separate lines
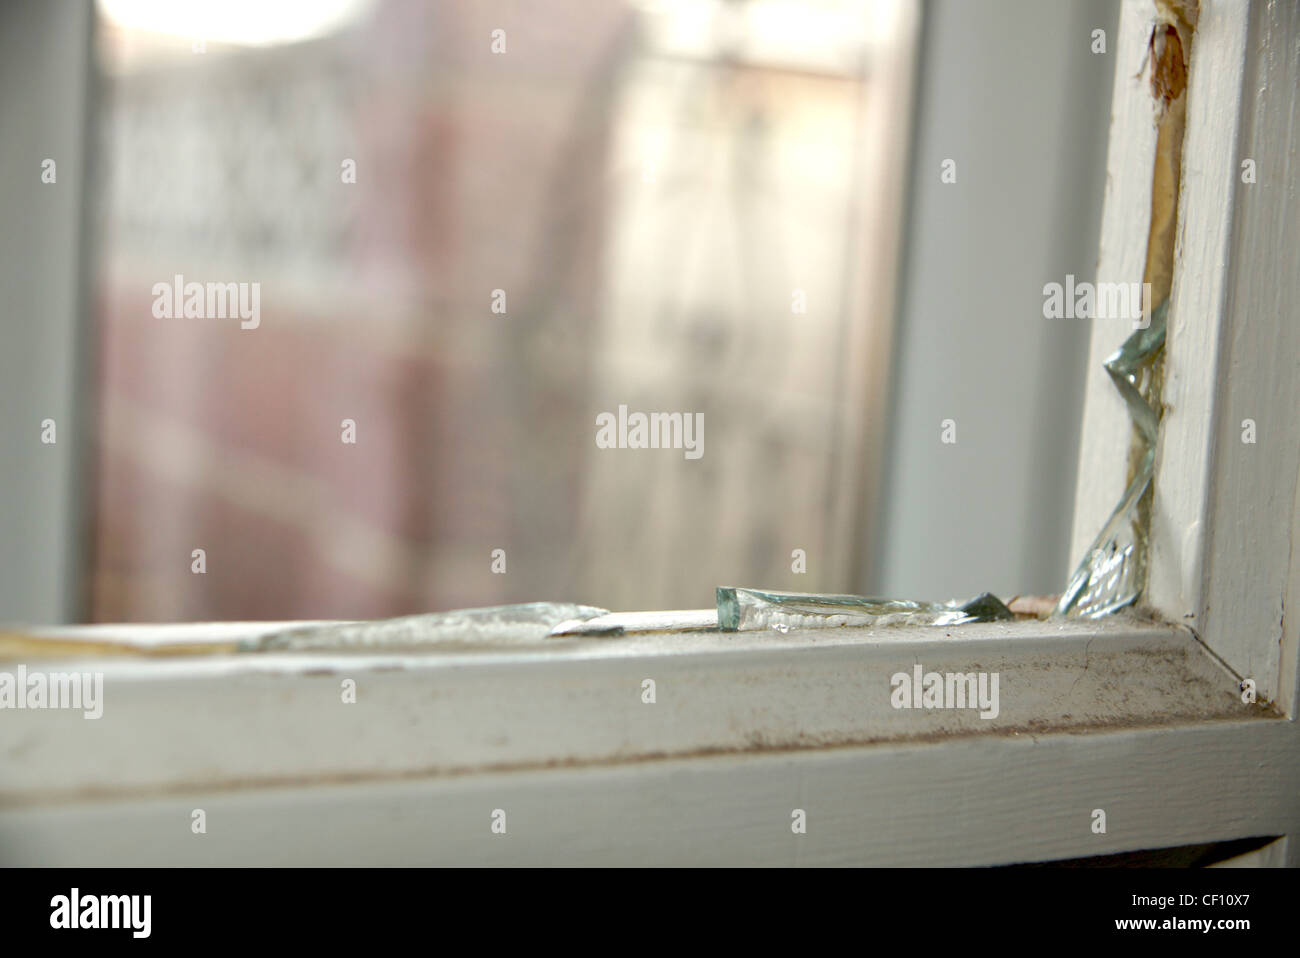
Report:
91,0,633,620
90,0,900,622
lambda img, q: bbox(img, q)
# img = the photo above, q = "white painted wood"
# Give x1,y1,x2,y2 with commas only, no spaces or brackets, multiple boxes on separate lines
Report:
1068,0,1160,565
1143,0,1249,632
0,618,1257,802
1144,1,1300,710
0,1,95,624
2,718,1293,866
1069,2,1299,711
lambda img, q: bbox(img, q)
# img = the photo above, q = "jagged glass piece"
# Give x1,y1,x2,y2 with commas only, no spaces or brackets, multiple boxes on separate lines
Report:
716,587,1012,633
241,602,610,652
1057,447,1154,618
1057,298,1169,618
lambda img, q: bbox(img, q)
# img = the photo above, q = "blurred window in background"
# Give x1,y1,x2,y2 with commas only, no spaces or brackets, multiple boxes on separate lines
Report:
89,0,919,621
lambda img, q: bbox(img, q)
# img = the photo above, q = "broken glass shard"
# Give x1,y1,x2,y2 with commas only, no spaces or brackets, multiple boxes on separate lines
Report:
1056,446,1155,618
549,609,718,636
716,587,1013,633
242,602,610,652
1057,298,1169,618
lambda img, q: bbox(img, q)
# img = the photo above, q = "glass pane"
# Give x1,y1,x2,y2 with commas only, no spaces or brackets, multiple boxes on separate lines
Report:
89,0,919,619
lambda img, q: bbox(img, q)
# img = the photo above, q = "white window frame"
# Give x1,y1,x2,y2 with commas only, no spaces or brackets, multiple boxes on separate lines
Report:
2,0,1298,866
1070,0,1300,716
